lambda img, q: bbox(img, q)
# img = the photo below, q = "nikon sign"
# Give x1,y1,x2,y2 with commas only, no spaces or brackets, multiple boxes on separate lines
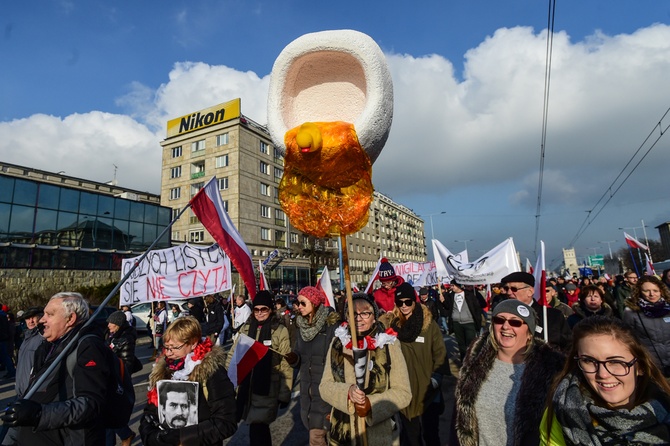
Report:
167,98,241,137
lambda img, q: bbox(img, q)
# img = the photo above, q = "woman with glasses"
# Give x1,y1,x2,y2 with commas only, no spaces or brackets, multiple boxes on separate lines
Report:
139,316,237,446
284,286,340,446
623,275,670,377
566,285,613,329
379,283,447,446
225,290,292,446
541,316,670,445
454,299,565,446
320,292,411,446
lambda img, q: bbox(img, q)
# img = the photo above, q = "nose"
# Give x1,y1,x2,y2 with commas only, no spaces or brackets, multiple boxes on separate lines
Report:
595,363,612,378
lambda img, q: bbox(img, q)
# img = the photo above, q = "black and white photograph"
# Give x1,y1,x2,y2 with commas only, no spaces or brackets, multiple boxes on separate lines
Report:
157,380,199,429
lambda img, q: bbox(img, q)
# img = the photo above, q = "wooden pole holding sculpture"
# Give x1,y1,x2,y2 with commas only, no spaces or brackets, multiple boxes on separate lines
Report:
340,234,358,349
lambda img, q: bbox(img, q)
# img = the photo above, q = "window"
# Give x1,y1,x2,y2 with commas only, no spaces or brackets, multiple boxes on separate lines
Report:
275,208,285,226
191,161,205,179
260,183,270,196
190,182,204,197
274,147,283,162
216,133,229,146
172,208,180,220
171,146,182,158
170,166,181,179
260,161,269,174
216,154,229,168
189,230,205,243
274,167,283,178
171,231,180,241
260,141,269,154
169,187,181,200
218,177,229,190
191,139,205,153
222,200,228,212
261,228,271,241
260,205,270,218
275,230,286,246
290,232,298,243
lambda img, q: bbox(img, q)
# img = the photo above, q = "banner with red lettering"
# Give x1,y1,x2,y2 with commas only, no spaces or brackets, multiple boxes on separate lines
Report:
119,243,231,305
392,261,439,287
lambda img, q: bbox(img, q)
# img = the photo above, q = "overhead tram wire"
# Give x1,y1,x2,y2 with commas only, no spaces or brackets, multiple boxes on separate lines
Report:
534,0,558,256
567,106,670,247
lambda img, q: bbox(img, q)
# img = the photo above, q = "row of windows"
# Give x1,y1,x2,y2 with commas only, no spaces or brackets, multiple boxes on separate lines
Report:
168,178,230,202
260,162,283,178
170,134,277,160
168,154,230,181
0,246,140,270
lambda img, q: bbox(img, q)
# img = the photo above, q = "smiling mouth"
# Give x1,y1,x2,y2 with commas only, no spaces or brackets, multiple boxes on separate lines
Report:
598,382,620,389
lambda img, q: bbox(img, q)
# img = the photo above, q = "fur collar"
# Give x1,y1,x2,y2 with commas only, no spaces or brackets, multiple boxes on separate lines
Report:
455,334,565,446
149,345,227,389
572,302,613,318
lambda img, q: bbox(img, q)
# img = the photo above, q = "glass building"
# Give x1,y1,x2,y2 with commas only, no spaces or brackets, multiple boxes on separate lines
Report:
0,172,171,270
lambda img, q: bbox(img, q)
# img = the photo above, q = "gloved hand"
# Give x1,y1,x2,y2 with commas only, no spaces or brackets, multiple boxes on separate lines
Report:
156,428,181,445
354,397,371,417
1,399,42,427
279,400,289,409
284,351,299,366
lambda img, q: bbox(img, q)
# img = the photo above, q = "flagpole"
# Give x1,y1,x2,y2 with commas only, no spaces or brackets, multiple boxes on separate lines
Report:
0,203,191,443
339,235,358,349
628,247,640,276
338,238,345,292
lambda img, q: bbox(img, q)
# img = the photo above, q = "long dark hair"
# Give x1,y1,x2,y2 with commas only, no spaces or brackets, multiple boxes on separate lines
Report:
544,316,670,437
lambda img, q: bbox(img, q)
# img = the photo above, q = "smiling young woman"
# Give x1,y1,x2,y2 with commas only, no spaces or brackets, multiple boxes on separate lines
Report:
542,316,670,445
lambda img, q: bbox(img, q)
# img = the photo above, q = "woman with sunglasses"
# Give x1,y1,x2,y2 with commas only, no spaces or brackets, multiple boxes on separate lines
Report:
320,292,411,446
225,290,292,446
139,316,237,446
541,316,670,445
379,282,447,446
284,286,340,446
454,299,565,446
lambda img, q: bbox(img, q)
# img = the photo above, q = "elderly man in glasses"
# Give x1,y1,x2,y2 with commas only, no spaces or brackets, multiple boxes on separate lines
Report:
501,272,572,351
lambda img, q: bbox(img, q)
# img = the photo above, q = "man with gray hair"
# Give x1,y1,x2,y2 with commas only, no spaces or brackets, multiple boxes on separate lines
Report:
2,292,110,445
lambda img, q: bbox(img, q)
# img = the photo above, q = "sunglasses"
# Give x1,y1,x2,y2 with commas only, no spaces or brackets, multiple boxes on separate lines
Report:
395,299,414,307
492,316,525,328
295,300,309,307
503,285,530,293
253,307,270,313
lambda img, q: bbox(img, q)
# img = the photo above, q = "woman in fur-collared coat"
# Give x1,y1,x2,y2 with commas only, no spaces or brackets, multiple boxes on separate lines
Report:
139,317,237,446
453,300,565,446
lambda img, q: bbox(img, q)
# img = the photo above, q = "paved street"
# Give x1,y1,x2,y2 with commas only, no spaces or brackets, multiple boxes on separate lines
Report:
0,332,460,445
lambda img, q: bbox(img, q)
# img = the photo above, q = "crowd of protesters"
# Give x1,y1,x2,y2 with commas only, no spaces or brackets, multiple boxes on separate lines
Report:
1,266,670,445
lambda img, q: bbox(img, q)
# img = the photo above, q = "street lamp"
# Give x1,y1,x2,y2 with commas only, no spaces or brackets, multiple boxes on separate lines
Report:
618,225,644,240
587,247,599,256
599,240,616,259
419,211,446,241
455,239,473,252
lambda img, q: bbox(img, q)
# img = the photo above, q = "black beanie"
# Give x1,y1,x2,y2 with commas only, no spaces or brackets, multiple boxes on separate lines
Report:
107,310,127,327
254,290,275,308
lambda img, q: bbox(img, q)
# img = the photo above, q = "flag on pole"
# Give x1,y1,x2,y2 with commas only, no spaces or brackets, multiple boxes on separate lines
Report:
624,232,648,250
190,177,256,301
258,260,269,291
645,253,656,276
533,241,547,307
364,256,383,294
317,266,336,308
227,333,269,387
526,258,534,274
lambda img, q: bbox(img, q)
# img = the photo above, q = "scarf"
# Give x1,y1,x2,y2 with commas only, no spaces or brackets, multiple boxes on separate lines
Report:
637,298,670,318
392,306,424,343
296,304,329,342
552,372,670,445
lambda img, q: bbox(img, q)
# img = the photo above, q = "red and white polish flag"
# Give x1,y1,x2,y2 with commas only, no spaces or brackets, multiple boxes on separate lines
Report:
227,333,269,387
364,257,383,294
317,266,336,308
190,177,257,301
624,232,648,251
533,241,547,307
258,260,269,291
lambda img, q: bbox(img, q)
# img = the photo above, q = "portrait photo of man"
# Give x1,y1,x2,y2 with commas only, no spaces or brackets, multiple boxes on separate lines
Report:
157,380,199,428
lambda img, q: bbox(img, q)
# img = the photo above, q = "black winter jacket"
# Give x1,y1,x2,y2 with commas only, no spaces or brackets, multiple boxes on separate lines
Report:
105,321,139,374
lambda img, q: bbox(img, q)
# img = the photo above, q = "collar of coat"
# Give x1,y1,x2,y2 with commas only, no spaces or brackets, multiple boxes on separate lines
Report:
149,345,227,389
455,333,565,446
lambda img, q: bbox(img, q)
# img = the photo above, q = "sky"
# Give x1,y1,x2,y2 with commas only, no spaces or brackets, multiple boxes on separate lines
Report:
2,1,670,270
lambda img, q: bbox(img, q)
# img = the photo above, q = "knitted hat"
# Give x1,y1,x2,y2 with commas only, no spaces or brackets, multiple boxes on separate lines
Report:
298,286,325,307
565,283,577,291
394,282,418,303
254,290,275,308
492,299,537,334
501,272,535,287
107,310,127,327
378,258,398,282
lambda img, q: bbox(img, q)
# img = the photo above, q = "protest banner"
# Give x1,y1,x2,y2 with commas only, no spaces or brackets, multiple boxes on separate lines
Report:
392,261,438,287
433,238,520,285
120,243,231,305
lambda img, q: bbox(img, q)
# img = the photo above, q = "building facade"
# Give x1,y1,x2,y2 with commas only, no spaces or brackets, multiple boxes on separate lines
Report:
160,99,427,293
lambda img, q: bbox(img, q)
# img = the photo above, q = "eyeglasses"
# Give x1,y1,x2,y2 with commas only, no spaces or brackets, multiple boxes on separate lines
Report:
574,356,638,376
296,300,309,307
396,299,414,307
253,307,270,313
503,285,530,293
353,311,374,320
163,342,186,353
492,316,525,328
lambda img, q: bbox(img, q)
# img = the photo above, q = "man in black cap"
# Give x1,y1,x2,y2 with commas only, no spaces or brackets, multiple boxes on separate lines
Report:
500,272,571,351
419,287,440,322
15,307,44,398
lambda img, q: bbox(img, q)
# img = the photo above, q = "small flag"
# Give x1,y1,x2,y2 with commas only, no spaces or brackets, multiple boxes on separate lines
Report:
364,257,383,294
526,258,534,274
227,333,269,387
645,253,656,276
317,266,336,308
624,232,648,251
533,241,547,307
258,260,268,291
190,177,256,301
